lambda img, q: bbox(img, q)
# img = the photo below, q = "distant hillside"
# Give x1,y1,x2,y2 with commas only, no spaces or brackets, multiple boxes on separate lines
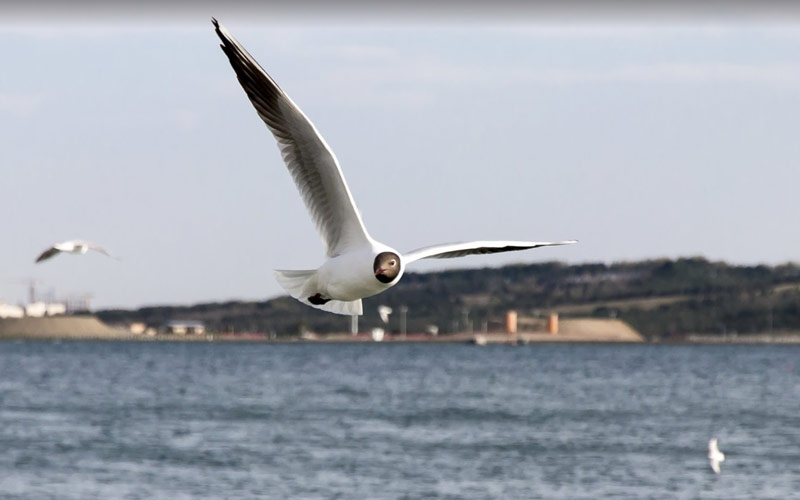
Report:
96,257,800,340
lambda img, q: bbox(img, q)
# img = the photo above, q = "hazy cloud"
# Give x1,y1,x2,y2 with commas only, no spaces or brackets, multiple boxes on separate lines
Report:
315,59,800,98
500,23,800,40
0,23,201,38
165,109,202,131
311,43,399,62
509,62,800,88
0,93,44,116
4,0,800,23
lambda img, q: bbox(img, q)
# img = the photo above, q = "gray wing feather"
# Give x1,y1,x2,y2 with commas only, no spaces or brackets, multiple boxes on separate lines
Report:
213,19,371,257
403,240,577,264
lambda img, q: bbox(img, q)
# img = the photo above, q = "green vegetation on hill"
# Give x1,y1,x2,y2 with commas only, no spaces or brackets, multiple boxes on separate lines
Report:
96,257,800,340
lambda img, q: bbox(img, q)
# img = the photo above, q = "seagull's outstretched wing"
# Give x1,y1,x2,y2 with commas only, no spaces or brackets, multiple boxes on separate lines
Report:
35,247,61,263
709,457,722,474
84,242,115,259
213,18,371,258
403,240,577,264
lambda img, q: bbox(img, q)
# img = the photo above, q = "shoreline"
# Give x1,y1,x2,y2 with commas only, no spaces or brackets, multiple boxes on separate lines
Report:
2,331,799,345
2,316,799,344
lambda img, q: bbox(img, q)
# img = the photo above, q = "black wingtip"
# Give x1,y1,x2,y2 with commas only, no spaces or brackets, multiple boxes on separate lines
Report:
211,17,227,50
211,17,228,47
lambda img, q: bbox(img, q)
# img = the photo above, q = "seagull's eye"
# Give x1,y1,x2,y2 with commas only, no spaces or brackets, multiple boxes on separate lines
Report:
389,260,396,266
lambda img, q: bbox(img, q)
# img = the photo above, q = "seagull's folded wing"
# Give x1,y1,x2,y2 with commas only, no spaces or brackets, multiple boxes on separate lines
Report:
213,19,371,257
403,240,577,264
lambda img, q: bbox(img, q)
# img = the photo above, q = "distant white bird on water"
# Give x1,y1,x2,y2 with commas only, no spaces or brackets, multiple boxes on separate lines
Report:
708,437,725,474
212,18,577,316
35,240,115,264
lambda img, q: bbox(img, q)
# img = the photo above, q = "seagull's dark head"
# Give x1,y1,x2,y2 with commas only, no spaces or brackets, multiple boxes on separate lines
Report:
373,252,401,284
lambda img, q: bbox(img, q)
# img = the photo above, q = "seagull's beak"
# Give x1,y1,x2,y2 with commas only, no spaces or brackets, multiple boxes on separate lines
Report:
375,268,385,276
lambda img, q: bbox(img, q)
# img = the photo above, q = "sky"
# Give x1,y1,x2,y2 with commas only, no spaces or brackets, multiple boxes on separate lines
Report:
2,2,800,310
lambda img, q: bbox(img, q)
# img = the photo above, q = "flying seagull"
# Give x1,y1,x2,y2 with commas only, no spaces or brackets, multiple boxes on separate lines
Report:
378,305,393,324
35,240,115,264
708,437,725,474
212,19,576,315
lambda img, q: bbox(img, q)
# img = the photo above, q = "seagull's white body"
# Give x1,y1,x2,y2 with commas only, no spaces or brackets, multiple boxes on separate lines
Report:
316,242,403,301
708,437,725,474
35,240,114,263
275,240,404,315
213,19,576,315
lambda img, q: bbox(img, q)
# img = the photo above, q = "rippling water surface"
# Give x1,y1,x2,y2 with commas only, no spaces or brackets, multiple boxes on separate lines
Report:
0,341,798,499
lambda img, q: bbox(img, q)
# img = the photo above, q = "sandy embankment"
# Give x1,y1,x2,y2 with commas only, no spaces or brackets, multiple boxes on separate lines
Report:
470,318,645,344
0,316,132,340
0,316,645,343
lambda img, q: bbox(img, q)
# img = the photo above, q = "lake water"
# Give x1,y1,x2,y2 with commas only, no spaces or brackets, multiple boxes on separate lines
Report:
0,341,798,499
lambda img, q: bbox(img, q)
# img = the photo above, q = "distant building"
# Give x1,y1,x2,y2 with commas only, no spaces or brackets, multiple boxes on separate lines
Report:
162,320,206,335
128,322,158,336
24,301,66,317
0,303,24,319
129,322,147,334
46,303,66,316
25,302,47,317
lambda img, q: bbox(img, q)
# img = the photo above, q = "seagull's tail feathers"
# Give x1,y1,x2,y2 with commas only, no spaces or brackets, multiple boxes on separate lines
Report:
314,298,363,316
274,269,318,299
274,270,364,316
